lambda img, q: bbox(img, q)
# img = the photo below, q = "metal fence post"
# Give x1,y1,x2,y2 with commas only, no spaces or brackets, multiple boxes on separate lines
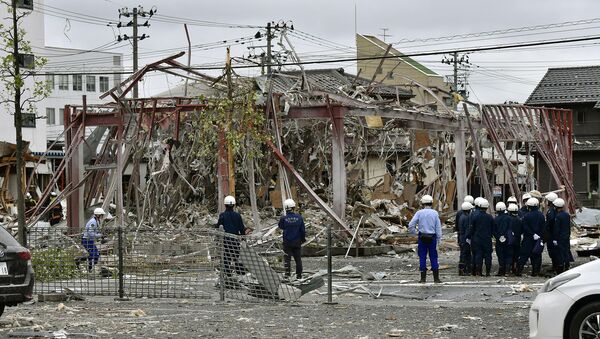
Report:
324,222,336,305
219,226,225,302
117,226,125,300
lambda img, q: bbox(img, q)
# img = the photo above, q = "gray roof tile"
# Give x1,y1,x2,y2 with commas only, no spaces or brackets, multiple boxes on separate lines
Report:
526,66,600,105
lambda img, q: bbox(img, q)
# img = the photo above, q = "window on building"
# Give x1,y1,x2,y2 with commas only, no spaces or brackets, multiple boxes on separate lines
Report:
22,113,36,128
114,73,122,87
58,75,68,90
58,108,64,125
113,55,121,66
86,75,96,92
99,76,109,92
46,107,55,125
72,75,82,91
46,74,54,90
577,111,586,124
590,162,599,195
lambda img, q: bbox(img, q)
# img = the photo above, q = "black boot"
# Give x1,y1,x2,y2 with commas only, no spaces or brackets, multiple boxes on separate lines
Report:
515,266,523,277
496,266,505,276
433,270,442,283
485,266,491,277
419,271,426,283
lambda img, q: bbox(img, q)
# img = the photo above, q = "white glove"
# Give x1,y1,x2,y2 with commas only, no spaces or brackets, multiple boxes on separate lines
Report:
553,240,558,246
466,239,471,245
533,234,540,241
499,235,506,243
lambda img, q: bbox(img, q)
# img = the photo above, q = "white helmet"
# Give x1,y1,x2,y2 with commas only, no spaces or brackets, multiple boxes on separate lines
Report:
464,195,474,204
522,193,531,201
526,197,539,207
461,202,474,210
507,203,519,212
473,197,484,207
50,192,57,197
94,208,106,215
553,198,565,208
507,196,518,204
283,198,296,210
479,199,490,209
545,192,558,202
224,195,236,206
420,195,433,204
25,192,32,199
495,202,506,211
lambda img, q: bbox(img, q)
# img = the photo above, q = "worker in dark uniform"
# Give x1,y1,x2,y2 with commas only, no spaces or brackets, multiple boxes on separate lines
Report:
493,202,512,276
409,195,443,283
516,197,545,276
278,199,306,280
544,192,559,273
457,201,474,276
455,195,474,238
552,198,571,274
217,195,246,276
49,192,63,226
519,193,531,219
25,192,36,210
507,203,522,275
467,199,494,276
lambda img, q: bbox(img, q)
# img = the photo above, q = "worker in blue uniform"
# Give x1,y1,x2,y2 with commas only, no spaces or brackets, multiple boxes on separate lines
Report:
516,197,545,276
409,195,443,283
552,198,571,274
544,192,559,273
507,203,522,275
457,201,474,276
493,202,513,276
217,195,246,276
278,199,306,279
82,207,105,273
467,198,494,276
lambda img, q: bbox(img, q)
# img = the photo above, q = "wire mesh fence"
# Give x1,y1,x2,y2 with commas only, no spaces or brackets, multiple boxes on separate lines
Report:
26,223,322,302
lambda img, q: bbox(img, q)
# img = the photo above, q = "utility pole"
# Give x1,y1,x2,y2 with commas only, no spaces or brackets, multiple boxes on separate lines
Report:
115,6,155,98
11,0,25,246
442,52,470,109
266,22,272,74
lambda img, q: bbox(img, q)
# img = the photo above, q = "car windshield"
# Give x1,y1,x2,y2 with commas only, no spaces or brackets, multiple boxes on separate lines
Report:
0,227,21,247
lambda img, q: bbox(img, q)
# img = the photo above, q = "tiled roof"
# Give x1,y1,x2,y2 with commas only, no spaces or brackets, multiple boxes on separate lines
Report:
526,66,600,106
574,135,600,151
255,68,414,99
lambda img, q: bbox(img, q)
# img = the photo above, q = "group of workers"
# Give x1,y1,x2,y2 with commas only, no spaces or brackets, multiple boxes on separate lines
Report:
409,190,571,282
455,191,572,278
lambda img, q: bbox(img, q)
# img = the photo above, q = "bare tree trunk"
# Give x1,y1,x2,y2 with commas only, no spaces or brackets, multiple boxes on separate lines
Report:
12,0,26,246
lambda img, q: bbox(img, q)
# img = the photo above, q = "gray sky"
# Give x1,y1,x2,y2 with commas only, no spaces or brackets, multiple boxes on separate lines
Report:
39,0,600,103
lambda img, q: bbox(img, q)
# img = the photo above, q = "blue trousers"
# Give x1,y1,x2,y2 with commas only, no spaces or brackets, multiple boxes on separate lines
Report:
472,242,492,271
82,238,99,271
459,242,471,271
495,242,513,268
518,238,542,272
417,235,439,271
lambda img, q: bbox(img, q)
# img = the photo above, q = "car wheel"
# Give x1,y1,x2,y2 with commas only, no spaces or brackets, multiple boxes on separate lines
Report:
569,301,600,339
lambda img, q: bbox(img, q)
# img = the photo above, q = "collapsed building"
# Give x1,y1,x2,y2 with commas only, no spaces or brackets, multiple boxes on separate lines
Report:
14,48,577,247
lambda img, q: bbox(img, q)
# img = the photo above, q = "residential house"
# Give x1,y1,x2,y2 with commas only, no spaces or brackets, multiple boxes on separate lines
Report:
526,66,600,207
356,34,453,108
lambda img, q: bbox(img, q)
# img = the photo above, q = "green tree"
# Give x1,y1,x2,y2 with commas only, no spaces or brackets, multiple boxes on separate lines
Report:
0,1,50,245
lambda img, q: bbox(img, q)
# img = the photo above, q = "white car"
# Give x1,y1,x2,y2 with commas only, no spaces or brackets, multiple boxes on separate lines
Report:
529,258,600,338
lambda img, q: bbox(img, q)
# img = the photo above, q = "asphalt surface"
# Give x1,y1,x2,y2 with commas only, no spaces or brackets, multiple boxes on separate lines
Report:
0,250,587,338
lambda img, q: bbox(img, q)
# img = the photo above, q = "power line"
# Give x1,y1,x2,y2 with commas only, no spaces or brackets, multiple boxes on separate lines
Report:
30,34,600,75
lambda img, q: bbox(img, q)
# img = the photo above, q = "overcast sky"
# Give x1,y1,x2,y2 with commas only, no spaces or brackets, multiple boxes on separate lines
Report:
39,0,600,103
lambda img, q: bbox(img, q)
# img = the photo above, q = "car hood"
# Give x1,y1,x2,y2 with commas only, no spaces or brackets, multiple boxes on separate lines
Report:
555,258,600,299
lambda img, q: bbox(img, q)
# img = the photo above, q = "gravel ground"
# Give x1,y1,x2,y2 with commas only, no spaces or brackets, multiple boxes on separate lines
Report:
0,250,588,338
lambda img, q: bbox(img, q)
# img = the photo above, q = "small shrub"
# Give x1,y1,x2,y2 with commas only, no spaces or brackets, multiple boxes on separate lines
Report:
32,248,79,282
